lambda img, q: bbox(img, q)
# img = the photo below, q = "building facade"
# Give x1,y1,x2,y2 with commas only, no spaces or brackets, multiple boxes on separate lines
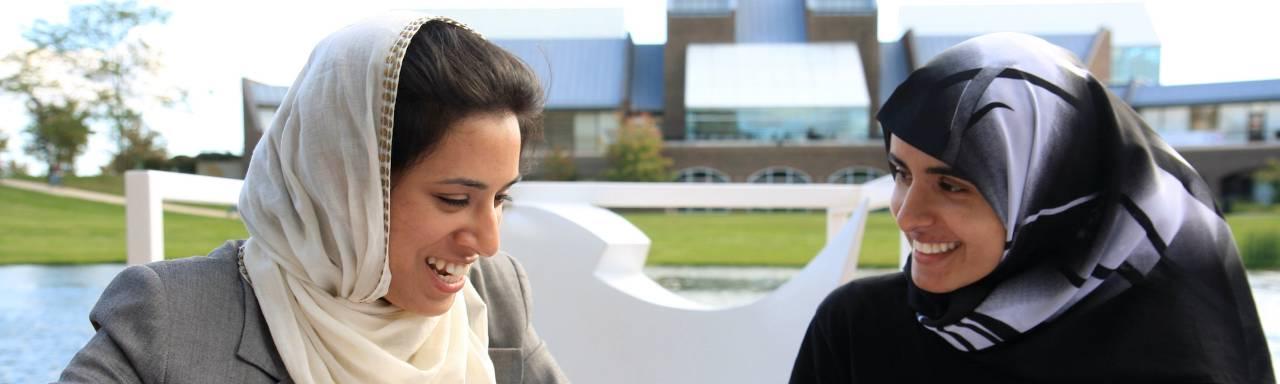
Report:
241,3,1280,206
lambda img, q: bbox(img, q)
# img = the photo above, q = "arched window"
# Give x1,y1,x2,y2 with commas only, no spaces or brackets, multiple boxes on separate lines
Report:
672,167,731,213
827,166,887,184
747,167,812,184
673,167,731,183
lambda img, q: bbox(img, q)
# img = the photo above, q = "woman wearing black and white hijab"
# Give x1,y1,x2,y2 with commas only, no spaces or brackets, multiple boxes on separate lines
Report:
790,33,1272,383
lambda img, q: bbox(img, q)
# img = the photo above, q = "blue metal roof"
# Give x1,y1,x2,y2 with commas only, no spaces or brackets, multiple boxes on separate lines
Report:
878,40,910,104
910,34,1096,69
630,44,664,112
878,33,1098,106
1116,79,1280,108
493,38,630,110
735,0,806,43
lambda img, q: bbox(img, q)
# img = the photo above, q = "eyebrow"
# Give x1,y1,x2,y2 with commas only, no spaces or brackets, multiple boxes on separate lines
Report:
887,154,906,168
887,153,966,179
436,176,521,191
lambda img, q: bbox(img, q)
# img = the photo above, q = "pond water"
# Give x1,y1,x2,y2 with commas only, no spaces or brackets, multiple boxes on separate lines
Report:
1,264,1276,382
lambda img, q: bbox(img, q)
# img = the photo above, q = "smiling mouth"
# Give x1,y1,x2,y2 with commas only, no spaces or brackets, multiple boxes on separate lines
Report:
428,257,471,282
911,239,960,255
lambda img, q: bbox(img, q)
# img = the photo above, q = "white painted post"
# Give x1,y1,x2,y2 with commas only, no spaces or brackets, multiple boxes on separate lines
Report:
125,171,163,265
124,170,246,265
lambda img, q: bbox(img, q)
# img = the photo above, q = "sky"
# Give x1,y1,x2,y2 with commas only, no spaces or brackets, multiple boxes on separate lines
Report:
0,0,1277,176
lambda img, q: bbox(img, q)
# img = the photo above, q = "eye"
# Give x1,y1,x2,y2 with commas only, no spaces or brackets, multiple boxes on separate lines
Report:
938,178,967,193
495,193,512,207
437,195,469,207
891,166,912,184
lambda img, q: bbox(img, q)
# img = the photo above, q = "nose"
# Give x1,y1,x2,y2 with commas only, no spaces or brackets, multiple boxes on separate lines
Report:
893,182,936,235
455,203,502,258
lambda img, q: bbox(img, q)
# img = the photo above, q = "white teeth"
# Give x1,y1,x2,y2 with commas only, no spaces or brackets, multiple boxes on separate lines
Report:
427,257,473,277
913,239,959,254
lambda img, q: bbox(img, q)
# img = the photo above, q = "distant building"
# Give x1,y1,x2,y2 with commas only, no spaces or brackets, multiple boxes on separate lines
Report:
241,78,286,173
896,1,1159,85
194,152,244,179
240,3,1280,206
1115,79,1280,202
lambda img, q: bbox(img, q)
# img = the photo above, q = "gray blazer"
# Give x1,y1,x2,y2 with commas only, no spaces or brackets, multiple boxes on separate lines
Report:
57,240,568,383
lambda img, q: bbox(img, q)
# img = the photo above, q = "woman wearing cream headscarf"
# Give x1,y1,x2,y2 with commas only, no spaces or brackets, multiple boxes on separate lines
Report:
59,13,567,383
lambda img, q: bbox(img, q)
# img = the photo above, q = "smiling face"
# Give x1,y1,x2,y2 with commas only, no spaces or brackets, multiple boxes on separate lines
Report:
384,111,522,316
888,135,1006,294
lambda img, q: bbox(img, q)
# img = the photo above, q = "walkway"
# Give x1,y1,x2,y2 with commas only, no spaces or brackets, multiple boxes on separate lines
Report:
0,178,237,219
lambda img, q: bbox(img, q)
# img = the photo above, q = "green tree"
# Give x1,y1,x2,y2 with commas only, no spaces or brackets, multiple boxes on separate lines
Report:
1256,158,1280,201
604,115,672,182
23,101,92,176
167,154,196,174
0,131,8,177
106,122,167,172
539,146,577,181
10,0,179,175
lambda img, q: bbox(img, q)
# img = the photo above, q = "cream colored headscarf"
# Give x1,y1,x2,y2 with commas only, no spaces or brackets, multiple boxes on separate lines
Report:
238,12,496,384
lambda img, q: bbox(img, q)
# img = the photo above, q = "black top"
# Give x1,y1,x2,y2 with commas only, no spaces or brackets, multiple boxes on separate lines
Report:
791,272,1271,384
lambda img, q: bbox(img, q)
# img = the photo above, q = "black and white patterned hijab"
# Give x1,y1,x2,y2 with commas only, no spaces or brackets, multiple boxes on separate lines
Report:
879,33,1265,355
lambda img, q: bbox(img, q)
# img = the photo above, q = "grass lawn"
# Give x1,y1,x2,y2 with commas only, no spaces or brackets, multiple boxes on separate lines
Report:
3,183,1277,269
621,210,901,268
1229,213,1280,269
15,174,126,195
0,185,248,264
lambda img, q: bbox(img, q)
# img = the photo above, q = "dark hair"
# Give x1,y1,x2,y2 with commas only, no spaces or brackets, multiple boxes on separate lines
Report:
390,20,544,184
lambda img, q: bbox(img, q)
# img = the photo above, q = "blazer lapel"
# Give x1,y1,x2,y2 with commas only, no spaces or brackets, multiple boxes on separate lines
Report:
236,278,287,382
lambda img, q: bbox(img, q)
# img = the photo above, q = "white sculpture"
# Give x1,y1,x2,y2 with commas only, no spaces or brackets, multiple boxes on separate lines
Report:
502,180,892,384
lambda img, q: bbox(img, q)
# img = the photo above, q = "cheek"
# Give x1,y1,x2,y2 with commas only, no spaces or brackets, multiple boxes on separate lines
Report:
889,188,904,218
388,194,437,253
957,202,1006,264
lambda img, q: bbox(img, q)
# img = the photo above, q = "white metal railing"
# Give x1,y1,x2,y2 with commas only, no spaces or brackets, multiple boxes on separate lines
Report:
124,170,242,265
125,170,898,384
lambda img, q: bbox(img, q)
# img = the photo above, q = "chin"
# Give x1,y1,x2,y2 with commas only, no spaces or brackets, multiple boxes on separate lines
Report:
910,272,959,294
387,295,455,317
415,297,455,317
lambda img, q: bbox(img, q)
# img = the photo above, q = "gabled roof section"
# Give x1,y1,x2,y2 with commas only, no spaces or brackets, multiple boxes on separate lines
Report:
630,44,665,112
897,2,1158,46
878,40,911,103
910,33,1097,69
878,32,1100,105
494,38,630,109
426,7,628,39
1116,79,1280,108
735,0,806,43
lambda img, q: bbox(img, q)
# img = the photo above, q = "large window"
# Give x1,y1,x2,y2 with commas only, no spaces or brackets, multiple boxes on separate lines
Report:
827,166,885,184
1143,102,1280,146
1111,46,1161,86
687,107,871,143
572,111,620,157
1190,105,1219,132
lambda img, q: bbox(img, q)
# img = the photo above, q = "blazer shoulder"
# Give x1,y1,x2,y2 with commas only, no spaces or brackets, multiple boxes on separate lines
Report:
469,253,532,347
66,241,251,383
